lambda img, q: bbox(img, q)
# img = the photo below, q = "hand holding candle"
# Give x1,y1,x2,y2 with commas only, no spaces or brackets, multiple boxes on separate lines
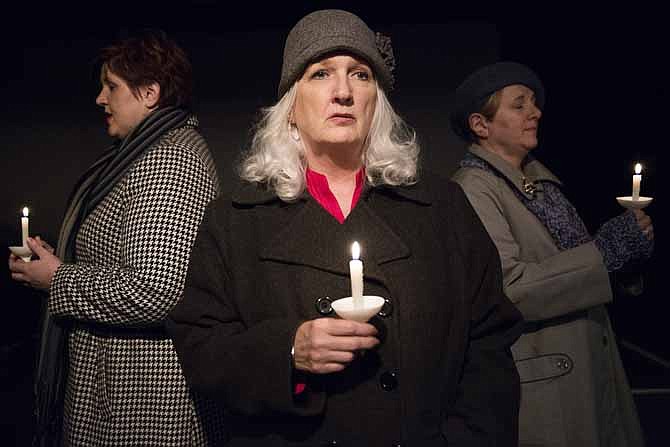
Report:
21,207,29,247
632,163,642,201
333,241,384,322
349,241,364,309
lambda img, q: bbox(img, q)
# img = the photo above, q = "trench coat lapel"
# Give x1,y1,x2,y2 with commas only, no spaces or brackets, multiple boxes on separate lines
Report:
256,192,411,287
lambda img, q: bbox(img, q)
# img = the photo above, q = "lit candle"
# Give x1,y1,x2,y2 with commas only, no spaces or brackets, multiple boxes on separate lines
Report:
21,207,29,247
349,242,364,309
632,163,642,201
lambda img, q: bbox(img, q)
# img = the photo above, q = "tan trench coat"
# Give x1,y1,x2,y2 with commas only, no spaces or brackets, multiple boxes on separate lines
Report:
453,145,644,447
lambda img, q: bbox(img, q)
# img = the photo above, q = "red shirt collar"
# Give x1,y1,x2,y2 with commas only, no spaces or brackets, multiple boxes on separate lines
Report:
305,168,365,224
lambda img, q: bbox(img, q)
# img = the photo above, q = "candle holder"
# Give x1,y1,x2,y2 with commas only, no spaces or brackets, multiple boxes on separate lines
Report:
616,196,653,210
331,295,385,323
9,245,33,262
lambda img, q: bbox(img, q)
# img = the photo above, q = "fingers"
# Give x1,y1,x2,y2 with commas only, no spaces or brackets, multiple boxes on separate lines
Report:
34,236,55,254
293,319,380,374
311,317,378,336
11,272,29,283
26,237,47,257
8,255,27,274
643,224,654,240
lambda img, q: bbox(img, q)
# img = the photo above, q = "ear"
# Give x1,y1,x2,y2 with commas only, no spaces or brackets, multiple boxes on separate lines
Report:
468,113,489,139
139,82,161,109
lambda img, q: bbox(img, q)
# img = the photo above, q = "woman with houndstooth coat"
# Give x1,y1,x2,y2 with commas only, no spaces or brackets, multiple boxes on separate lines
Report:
9,30,225,446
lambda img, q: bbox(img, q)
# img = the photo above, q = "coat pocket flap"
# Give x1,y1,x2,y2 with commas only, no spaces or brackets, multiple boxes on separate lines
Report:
515,353,574,384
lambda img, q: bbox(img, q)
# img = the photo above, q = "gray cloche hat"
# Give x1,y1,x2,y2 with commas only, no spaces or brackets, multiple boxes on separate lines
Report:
278,9,395,98
450,61,545,140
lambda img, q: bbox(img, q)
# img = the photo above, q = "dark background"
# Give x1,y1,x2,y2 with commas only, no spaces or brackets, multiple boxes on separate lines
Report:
1,2,666,445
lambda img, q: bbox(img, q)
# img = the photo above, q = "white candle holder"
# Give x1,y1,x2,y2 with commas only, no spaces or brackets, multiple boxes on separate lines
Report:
9,245,33,262
331,295,385,323
616,196,653,210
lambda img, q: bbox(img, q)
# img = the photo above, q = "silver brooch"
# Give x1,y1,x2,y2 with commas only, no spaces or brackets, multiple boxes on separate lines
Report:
522,177,537,196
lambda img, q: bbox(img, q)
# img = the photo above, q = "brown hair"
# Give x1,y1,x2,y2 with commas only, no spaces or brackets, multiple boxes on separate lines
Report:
99,29,192,109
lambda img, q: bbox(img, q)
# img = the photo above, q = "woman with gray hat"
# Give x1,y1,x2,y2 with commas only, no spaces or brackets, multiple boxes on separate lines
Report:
168,9,524,446
451,61,653,446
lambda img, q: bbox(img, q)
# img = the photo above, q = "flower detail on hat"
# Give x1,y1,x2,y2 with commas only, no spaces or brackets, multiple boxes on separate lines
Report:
375,32,395,89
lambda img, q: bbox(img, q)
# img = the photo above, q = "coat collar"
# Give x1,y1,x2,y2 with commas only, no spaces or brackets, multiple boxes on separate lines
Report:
468,144,562,199
232,179,433,207
232,180,422,286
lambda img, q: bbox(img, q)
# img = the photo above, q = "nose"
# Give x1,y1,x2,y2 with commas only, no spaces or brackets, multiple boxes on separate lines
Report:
332,74,353,106
530,102,542,120
95,88,107,107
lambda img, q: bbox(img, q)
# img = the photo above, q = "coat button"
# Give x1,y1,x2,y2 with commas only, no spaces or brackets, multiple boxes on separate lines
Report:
379,370,398,391
603,335,608,346
378,298,393,317
315,296,333,315
321,441,338,446
555,358,571,370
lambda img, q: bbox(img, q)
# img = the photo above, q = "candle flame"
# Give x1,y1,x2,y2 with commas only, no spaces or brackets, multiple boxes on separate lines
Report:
634,163,642,174
22,207,29,217
351,241,360,260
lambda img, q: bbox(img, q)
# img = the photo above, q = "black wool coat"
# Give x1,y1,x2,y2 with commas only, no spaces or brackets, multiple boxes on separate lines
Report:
167,173,524,446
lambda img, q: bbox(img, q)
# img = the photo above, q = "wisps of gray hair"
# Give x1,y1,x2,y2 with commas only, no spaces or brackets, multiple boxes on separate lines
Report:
239,83,419,202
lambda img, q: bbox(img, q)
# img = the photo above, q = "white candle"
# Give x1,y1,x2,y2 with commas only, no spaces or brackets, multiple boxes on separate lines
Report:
632,163,642,201
349,242,364,309
21,207,29,247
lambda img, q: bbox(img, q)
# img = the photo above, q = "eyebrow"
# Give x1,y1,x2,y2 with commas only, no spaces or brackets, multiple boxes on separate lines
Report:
512,92,536,102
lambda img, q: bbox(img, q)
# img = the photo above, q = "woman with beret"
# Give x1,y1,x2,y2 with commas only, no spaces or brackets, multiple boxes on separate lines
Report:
168,10,524,446
451,61,653,446
9,30,224,445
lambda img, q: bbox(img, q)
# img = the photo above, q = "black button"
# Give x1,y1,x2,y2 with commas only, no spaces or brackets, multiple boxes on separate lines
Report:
379,370,398,391
378,298,393,317
315,296,333,315
321,441,338,446
603,335,608,346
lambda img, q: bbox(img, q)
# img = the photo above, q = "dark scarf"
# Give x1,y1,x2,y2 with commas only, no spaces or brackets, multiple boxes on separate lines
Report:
34,106,190,446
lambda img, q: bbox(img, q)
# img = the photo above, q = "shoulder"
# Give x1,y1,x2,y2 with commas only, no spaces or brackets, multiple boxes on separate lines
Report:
452,166,501,191
373,170,465,207
162,125,209,154
133,126,212,176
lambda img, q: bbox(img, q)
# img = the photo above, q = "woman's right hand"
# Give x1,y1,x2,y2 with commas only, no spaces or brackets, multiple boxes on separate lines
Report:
292,318,379,374
9,236,62,291
633,209,654,240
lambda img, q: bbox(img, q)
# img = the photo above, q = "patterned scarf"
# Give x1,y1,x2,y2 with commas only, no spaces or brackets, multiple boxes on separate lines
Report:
34,106,190,446
460,152,592,250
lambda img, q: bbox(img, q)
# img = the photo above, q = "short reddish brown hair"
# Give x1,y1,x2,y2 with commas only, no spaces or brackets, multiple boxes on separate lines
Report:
99,29,192,109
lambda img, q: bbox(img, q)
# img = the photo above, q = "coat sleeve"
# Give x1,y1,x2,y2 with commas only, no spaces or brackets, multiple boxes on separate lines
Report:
454,170,612,321
442,182,524,446
48,144,218,326
166,203,326,417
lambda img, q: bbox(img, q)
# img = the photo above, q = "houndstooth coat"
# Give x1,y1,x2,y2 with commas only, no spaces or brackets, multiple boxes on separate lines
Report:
48,117,225,446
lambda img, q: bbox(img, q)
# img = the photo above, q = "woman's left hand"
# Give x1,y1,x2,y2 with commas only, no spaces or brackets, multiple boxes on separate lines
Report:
632,209,654,240
9,236,62,291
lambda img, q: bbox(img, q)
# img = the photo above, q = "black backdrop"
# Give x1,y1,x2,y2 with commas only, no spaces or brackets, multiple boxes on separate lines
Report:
1,2,666,444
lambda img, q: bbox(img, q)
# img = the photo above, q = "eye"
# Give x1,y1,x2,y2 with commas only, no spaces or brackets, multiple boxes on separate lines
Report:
352,70,371,81
310,69,329,80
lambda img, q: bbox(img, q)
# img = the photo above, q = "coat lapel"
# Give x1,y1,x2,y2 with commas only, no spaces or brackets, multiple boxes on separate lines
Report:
257,193,410,288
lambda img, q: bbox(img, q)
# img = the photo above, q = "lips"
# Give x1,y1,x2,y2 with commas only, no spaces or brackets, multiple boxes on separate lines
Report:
328,113,355,123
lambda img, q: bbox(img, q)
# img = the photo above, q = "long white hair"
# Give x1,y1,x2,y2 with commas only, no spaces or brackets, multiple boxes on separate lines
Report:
240,82,419,202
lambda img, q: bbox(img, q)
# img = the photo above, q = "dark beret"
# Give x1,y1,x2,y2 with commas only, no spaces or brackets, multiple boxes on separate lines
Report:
278,9,394,99
449,61,545,139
